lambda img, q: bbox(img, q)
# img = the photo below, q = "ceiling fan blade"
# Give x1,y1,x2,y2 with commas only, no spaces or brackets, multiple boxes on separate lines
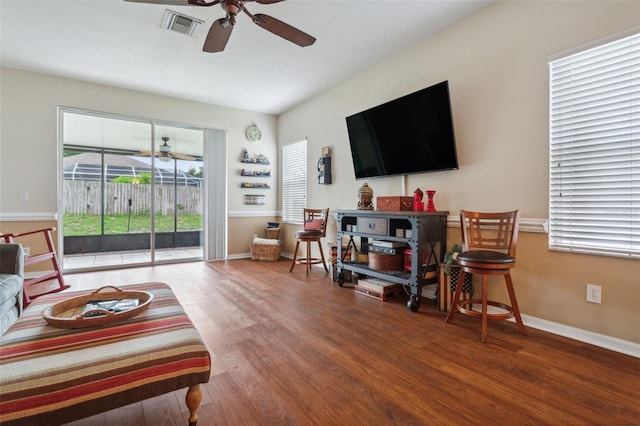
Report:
172,152,197,161
203,18,234,53
123,0,193,5
137,151,165,159
252,14,315,47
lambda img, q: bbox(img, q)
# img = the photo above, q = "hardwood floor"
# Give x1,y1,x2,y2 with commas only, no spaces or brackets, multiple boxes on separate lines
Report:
56,259,638,425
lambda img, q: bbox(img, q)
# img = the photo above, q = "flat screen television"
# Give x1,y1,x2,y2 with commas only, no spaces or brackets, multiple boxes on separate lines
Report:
345,80,459,179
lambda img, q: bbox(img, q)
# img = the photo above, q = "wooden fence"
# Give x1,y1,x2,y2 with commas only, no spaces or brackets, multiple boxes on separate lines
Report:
63,181,203,215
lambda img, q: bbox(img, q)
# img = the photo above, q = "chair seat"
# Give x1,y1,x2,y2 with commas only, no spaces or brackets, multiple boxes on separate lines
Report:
295,230,323,238
457,250,515,265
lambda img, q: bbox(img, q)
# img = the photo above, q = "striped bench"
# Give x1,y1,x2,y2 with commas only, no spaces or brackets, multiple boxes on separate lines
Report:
0,282,211,425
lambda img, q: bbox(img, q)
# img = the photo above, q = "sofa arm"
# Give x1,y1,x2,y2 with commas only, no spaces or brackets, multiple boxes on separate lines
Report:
0,244,24,279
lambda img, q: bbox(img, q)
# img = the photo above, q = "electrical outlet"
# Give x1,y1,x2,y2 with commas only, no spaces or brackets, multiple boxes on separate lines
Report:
586,284,602,304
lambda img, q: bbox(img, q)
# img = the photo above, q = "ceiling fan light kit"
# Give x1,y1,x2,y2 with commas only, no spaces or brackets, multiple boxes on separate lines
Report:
159,137,172,153
125,0,316,53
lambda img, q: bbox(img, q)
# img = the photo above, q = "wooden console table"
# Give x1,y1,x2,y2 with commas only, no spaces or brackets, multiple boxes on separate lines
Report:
336,210,448,312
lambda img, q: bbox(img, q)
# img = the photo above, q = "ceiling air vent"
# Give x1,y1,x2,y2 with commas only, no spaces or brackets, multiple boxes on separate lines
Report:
161,10,203,37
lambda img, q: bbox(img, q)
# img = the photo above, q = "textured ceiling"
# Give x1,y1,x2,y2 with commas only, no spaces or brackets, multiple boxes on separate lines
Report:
0,0,493,115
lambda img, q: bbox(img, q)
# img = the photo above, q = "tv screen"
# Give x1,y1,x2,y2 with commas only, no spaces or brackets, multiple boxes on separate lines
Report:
345,80,458,179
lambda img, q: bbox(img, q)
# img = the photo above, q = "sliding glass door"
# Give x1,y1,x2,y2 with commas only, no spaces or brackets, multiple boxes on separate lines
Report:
60,110,204,271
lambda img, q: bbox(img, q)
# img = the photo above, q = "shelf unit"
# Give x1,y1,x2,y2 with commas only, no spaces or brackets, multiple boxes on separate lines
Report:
240,150,271,204
336,209,447,312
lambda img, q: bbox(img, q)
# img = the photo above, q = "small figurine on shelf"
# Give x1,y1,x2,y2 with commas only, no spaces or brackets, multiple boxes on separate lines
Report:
413,188,424,211
357,183,374,210
242,149,250,161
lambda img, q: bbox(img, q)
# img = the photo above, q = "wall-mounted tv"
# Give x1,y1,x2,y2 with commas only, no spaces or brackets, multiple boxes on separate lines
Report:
345,80,459,179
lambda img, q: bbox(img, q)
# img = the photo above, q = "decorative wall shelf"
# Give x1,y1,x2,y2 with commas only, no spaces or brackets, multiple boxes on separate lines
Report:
240,169,271,177
241,182,271,189
241,158,270,165
240,149,271,205
244,194,266,205
241,149,270,165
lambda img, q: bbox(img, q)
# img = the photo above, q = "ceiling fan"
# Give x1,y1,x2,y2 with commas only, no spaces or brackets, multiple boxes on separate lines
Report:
138,137,197,162
124,0,316,53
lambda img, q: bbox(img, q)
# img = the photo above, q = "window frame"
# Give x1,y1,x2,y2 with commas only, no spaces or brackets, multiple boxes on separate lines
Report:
548,30,640,259
282,139,308,225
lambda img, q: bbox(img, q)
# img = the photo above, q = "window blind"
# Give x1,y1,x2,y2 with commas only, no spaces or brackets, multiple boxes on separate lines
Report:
282,139,307,224
549,32,640,258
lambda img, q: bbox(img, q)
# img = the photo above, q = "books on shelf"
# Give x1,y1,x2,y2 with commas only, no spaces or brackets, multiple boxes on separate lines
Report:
370,240,408,248
423,263,438,280
355,277,405,301
368,244,406,255
356,277,397,291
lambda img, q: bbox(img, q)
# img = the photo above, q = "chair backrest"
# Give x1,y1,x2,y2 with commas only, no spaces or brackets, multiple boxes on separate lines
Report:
459,210,520,257
303,208,330,237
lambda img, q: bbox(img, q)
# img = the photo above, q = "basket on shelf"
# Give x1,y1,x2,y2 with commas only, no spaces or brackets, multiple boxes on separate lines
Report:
251,237,281,261
264,227,280,239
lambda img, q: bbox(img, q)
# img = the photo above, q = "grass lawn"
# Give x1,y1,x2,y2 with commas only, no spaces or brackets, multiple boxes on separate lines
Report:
63,213,203,236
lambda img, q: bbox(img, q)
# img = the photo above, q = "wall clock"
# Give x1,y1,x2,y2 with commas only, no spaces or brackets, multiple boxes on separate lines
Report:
246,125,262,143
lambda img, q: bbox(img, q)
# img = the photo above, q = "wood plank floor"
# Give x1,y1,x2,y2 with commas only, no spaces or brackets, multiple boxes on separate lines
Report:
55,259,639,425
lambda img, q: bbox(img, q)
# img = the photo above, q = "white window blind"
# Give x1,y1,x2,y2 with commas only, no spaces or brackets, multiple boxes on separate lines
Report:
549,32,640,258
282,139,307,224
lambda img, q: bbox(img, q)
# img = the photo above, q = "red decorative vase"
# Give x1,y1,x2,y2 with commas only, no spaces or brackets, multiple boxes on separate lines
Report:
426,190,436,212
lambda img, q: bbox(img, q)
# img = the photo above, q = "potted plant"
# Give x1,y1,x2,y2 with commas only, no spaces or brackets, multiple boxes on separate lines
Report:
443,244,463,275
442,244,473,295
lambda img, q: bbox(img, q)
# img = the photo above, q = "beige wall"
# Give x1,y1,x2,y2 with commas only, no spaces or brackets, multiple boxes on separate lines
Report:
0,68,279,213
0,68,279,256
228,215,281,256
278,1,640,343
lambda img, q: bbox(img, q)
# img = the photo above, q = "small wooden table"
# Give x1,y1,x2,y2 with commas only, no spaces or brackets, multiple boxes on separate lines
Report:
0,282,211,425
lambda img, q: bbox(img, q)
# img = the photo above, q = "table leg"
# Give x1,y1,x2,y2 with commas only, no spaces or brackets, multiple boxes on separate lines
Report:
186,384,202,426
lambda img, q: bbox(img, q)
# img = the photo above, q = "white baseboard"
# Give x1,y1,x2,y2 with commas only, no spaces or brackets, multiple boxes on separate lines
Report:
518,314,639,358
227,253,251,260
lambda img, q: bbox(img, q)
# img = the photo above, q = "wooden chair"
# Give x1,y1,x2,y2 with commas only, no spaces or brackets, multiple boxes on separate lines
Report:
445,210,527,342
1,227,69,307
289,208,330,276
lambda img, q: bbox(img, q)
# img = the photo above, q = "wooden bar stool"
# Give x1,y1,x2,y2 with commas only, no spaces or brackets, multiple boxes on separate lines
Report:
289,208,330,276
445,210,527,342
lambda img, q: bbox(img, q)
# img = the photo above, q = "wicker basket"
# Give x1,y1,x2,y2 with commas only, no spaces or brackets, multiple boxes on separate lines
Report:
264,227,280,239
251,242,282,261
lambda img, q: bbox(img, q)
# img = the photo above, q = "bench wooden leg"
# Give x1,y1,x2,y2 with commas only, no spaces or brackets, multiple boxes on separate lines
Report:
186,384,202,426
